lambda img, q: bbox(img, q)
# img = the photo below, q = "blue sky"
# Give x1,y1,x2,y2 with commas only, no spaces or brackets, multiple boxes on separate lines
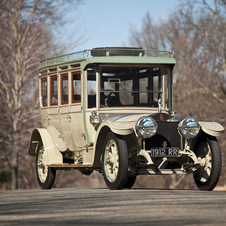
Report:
65,0,182,52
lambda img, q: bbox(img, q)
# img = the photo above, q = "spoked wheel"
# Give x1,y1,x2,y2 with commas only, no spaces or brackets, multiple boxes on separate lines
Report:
193,135,221,191
36,145,56,189
102,132,128,190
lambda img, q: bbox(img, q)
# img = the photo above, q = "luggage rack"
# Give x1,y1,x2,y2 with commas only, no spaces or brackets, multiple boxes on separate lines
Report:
39,48,174,68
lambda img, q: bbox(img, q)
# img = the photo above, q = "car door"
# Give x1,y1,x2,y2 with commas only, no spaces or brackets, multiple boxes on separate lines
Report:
47,74,66,151
59,72,78,151
70,71,88,148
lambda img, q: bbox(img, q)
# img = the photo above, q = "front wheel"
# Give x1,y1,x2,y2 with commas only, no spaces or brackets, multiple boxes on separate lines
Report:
102,132,128,190
193,135,221,191
36,145,56,189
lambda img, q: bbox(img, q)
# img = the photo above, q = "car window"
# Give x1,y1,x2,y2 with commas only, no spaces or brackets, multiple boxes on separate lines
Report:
88,70,96,108
100,66,167,108
72,72,81,103
50,75,58,105
61,74,68,104
41,77,47,107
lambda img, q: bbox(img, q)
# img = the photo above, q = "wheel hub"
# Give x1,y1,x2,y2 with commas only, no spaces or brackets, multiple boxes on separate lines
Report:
104,139,119,182
196,142,212,183
37,147,48,183
198,158,206,167
37,160,45,168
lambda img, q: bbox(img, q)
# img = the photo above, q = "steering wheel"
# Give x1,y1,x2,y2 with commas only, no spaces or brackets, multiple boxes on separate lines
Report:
105,92,117,107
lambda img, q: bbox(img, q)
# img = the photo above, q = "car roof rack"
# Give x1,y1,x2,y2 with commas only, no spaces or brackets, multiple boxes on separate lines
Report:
39,47,174,69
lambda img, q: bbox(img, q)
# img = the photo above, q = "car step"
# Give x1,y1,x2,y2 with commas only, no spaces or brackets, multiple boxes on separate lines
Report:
48,163,92,168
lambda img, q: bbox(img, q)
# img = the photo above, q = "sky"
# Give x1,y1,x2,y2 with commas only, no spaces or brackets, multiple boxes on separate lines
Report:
66,0,182,52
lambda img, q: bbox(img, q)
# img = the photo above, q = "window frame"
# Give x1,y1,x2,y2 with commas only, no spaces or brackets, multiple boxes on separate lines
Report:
87,70,97,109
99,66,169,108
50,75,58,106
60,73,69,105
71,71,81,104
41,77,48,107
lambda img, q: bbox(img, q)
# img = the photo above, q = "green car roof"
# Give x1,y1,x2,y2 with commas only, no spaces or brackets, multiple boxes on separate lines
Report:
39,48,176,70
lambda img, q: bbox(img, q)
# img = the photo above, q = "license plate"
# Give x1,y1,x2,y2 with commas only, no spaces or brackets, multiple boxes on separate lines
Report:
150,148,179,157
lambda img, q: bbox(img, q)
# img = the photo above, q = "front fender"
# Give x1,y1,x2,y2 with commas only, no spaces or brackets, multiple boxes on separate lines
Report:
199,122,224,137
98,121,133,136
91,121,134,168
28,128,63,164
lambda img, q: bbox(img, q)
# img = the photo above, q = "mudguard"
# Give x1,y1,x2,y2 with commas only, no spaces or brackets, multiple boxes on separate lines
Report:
28,128,63,164
91,121,134,168
98,121,133,136
199,122,224,137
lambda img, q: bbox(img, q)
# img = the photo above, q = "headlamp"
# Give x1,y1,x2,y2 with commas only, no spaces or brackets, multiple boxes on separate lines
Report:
135,116,157,139
178,117,200,139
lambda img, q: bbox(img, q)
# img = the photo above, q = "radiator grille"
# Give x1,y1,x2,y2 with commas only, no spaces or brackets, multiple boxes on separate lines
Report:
145,122,180,149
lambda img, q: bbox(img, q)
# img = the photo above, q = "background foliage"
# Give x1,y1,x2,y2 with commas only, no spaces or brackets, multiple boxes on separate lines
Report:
0,0,225,190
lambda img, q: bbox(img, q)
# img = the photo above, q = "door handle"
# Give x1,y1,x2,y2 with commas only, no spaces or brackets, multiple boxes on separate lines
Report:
66,115,71,119
45,115,53,120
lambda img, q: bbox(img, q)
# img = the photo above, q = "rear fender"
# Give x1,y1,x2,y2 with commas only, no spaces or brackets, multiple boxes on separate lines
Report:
28,128,63,164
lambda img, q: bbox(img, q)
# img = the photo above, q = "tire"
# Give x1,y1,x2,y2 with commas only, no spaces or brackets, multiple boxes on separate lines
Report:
102,132,128,190
193,135,221,191
36,145,56,189
123,176,136,189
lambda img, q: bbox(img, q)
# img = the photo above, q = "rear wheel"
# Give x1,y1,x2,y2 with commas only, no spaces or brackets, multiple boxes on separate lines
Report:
123,176,136,189
102,132,128,190
36,145,56,189
193,135,221,191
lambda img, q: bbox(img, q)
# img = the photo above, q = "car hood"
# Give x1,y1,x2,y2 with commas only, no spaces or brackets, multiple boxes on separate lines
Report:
101,113,148,124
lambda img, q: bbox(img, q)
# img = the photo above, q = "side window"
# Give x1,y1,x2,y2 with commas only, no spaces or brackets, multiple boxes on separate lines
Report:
153,75,161,100
72,72,81,103
88,70,96,108
61,74,68,104
50,75,58,105
139,77,147,104
41,77,47,107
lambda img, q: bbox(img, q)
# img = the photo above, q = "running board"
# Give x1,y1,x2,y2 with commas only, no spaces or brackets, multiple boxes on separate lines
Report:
48,163,92,168
138,168,188,175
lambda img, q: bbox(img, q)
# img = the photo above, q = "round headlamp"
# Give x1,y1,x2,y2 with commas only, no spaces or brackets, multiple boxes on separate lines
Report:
178,117,200,139
135,116,157,139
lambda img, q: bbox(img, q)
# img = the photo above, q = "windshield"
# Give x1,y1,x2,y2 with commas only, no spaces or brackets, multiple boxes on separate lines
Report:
100,65,171,109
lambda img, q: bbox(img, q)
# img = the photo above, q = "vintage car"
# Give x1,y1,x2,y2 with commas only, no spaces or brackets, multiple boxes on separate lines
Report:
28,47,224,191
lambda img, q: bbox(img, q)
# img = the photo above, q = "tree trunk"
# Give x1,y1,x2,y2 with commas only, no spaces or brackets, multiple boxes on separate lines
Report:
11,131,20,189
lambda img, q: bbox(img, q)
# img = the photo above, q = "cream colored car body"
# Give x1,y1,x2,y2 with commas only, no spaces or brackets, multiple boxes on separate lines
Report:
28,48,224,188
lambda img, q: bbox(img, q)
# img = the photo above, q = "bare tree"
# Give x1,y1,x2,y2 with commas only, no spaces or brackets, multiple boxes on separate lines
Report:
165,1,226,111
129,12,166,50
167,0,226,187
129,0,226,189
0,0,81,189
